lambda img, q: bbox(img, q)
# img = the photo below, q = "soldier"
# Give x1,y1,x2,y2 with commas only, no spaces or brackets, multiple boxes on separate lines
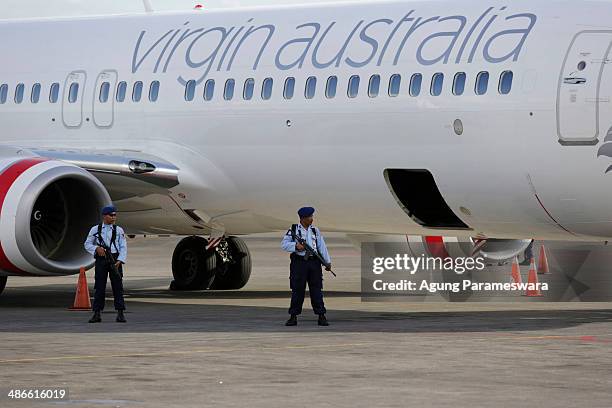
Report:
281,207,332,326
520,239,535,265
84,205,128,323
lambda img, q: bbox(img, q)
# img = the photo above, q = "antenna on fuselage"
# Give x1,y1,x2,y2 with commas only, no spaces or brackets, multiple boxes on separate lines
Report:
143,0,154,12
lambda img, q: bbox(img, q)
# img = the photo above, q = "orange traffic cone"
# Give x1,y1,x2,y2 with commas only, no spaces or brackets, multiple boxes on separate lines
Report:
526,258,543,297
537,245,550,275
510,256,523,284
69,267,91,310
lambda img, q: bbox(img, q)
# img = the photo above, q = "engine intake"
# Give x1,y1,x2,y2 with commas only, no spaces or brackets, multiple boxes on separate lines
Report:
0,157,110,276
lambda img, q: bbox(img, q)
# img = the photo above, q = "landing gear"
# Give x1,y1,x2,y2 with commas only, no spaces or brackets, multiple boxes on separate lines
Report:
0,276,6,296
169,236,252,291
210,236,251,290
170,236,217,290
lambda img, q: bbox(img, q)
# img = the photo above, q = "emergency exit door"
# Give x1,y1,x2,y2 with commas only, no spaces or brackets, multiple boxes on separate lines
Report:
557,31,612,145
62,71,87,128
93,70,118,128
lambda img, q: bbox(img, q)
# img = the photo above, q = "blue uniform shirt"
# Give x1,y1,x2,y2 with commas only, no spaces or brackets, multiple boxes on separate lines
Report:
281,223,331,265
84,223,128,264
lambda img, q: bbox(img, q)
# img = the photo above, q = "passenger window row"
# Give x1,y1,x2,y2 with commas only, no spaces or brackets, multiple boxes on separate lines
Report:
184,71,514,102
0,81,160,105
0,71,512,106
108,81,159,103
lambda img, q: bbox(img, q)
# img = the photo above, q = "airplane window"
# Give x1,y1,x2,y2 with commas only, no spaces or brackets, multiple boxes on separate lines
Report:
67,82,78,103
149,81,160,102
388,74,401,97
184,80,196,102
116,81,127,102
305,76,317,99
49,83,59,103
224,79,235,100
499,71,513,95
284,77,295,99
243,78,255,100
133,81,143,102
15,83,25,104
475,71,489,95
326,76,337,99
409,74,422,97
368,75,381,98
204,79,215,101
430,73,444,96
262,77,273,100
99,82,110,103
453,72,466,96
348,75,360,98
31,83,41,104
0,84,7,104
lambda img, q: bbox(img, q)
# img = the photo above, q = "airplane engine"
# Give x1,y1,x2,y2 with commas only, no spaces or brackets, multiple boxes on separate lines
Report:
408,236,533,263
0,157,111,277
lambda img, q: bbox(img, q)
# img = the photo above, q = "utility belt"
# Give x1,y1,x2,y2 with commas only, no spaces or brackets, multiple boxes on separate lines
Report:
290,253,320,262
95,252,119,261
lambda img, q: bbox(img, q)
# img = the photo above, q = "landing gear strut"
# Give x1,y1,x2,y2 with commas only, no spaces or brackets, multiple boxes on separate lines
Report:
210,236,251,290
170,236,251,291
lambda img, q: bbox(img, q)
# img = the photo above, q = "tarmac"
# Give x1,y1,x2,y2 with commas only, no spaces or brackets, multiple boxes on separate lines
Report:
1,235,611,408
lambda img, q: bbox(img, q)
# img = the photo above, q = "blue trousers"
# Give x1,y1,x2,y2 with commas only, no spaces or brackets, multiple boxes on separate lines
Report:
288,256,326,316
92,256,125,312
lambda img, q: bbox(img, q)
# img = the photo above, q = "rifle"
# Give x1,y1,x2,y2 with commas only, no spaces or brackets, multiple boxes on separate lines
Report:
95,235,122,279
290,230,336,277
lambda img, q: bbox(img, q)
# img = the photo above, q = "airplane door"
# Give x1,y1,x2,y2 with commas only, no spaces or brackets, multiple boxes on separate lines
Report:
93,70,118,128
598,46,612,140
62,71,87,128
557,32,612,145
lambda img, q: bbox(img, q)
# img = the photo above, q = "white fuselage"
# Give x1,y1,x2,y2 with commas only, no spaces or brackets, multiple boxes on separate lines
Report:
1,0,612,241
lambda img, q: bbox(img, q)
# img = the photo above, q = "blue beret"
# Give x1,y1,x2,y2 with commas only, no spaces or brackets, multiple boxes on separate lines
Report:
298,207,315,218
102,205,117,215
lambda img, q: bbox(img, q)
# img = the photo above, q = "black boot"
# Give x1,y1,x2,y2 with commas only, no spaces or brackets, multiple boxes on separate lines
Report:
88,311,101,323
318,314,329,326
116,310,126,323
285,315,297,326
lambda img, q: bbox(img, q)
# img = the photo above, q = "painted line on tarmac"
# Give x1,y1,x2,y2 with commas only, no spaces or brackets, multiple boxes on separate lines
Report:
0,342,374,364
1,333,610,365
509,334,612,343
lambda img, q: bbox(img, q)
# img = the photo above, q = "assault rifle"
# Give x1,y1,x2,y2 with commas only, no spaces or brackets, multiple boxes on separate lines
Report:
290,230,336,277
95,236,122,279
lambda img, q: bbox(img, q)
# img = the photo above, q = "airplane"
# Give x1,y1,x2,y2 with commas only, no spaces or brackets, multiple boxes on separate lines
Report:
1,0,611,295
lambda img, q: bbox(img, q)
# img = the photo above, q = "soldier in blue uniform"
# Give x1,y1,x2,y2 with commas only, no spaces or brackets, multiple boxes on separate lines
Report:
84,205,128,323
281,207,332,326
520,239,535,265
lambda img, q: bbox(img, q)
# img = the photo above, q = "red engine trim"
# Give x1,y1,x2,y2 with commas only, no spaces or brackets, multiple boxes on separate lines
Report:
0,158,47,275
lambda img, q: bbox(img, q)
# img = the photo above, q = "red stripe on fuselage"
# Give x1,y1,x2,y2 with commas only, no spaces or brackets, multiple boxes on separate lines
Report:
0,158,47,275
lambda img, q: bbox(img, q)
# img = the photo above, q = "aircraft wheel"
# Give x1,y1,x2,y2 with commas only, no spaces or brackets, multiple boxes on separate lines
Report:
210,236,251,290
170,237,217,290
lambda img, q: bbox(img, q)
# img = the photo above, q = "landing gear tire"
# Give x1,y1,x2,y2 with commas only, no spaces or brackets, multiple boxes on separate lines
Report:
170,236,217,290
0,276,6,296
210,236,251,290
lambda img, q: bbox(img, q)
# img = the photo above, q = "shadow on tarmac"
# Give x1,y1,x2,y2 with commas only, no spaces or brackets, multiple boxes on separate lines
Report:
2,281,612,335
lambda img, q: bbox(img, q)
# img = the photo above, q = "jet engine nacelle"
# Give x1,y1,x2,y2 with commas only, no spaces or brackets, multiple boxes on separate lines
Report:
408,236,533,262
0,156,110,276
